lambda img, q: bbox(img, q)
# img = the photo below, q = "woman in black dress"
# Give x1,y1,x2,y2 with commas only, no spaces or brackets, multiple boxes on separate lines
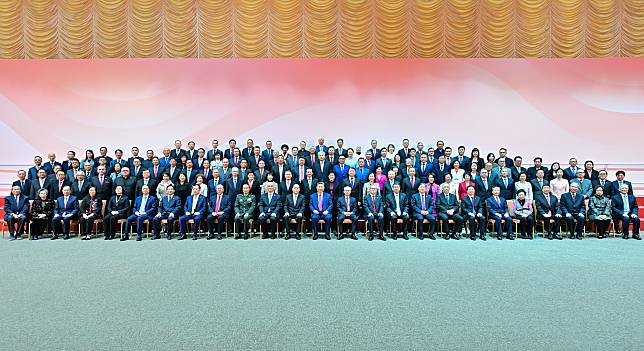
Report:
174,173,190,207
30,188,55,240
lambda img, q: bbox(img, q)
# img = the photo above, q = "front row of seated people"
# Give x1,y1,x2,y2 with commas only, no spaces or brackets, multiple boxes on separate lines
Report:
4,179,640,241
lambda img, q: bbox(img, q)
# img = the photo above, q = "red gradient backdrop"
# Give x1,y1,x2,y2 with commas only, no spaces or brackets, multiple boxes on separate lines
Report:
1,58,643,165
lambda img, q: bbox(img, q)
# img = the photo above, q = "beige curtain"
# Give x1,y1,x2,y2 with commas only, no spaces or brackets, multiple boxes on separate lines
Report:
0,0,642,58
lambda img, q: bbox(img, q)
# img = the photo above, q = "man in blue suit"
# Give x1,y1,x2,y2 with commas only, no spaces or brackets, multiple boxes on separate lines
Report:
354,159,370,183
315,138,328,155
611,184,641,240
611,170,634,196
258,182,281,239
179,185,207,240
309,182,332,240
152,185,182,240
337,186,358,240
364,184,386,241
28,156,47,180
207,184,231,240
460,185,486,240
4,185,29,240
417,154,433,183
559,183,586,240
486,186,513,240
123,185,157,241
411,184,436,240
51,186,79,240
333,157,350,184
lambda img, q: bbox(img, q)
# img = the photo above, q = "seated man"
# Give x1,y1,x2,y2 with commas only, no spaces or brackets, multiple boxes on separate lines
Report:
152,185,181,240
535,185,562,240
51,186,79,240
309,182,332,240
283,183,305,240
559,183,586,240
364,184,386,241
411,183,436,240
386,183,410,240
336,186,358,240
179,185,207,240
206,184,231,240
4,185,29,240
436,183,464,240
486,186,513,240
460,185,486,240
123,185,157,241
611,184,641,240
258,182,281,239
234,183,256,240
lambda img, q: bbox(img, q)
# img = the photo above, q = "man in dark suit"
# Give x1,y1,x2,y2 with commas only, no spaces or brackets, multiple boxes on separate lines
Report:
313,152,331,181
309,182,332,240
152,185,182,240
433,156,451,184
206,139,223,161
402,168,421,197
436,184,463,239
130,158,145,181
283,184,305,240
271,156,289,183
65,159,82,182
396,139,411,161
592,170,612,198
583,160,599,181
225,168,243,198
127,147,145,171
71,172,91,199
494,169,514,200
206,184,231,240
334,139,348,158
342,168,361,200
148,157,165,181
12,170,31,200
241,139,255,161
47,170,68,200
258,182,281,239
386,183,409,240
113,168,136,200
223,139,237,161
135,170,158,198
170,140,186,161
28,156,46,180
417,154,433,183
91,165,112,201
229,148,243,168
611,170,634,196
51,186,79,240
382,171,398,199
530,170,549,194
4,185,29,240
510,156,527,182
475,169,493,202
61,150,76,172
496,148,514,168
460,185,486,240
559,183,586,240
337,186,358,240
314,138,328,156
563,158,581,181
261,140,275,162
181,159,198,185
486,186,513,240
411,184,436,239
166,159,181,184
292,158,308,183
364,184,385,241
451,146,470,171
247,147,264,171
611,184,641,240
535,185,562,240
375,149,392,174
526,157,549,180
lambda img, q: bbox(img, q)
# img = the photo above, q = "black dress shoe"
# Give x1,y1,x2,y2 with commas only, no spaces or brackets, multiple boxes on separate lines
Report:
547,234,553,240
136,237,142,241
167,235,172,240
556,235,562,240
206,235,213,240
351,234,357,240
470,235,476,241
243,234,249,240
192,236,198,240
634,235,642,240
445,234,450,240
402,233,409,240
337,234,343,240
51,235,58,240
63,235,69,240
417,234,424,240
428,234,436,240
285,235,290,240
480,235,486,241
379,235,386,241
325,234,331,240
391,234,397,240
296,235,302,240
623,235,629,240
451,234,459,240
368,234,373,241
577,236,583,240
507,235,515,240
497,235,503,240
120,237,127,241
234,235,240,240
217,235,223,240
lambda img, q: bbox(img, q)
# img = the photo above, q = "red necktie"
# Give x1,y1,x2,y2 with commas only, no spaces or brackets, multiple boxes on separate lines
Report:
215,195,221,212
372,196,376,212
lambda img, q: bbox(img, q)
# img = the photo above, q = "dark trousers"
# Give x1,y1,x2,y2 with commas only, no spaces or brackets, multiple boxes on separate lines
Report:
103,213,127,238
31,218,49,237
79,215,97,235
283,214,303,236
5,215,26,236
564,214,585,237
438,213,463,235
464,214,485,236
207,213,229,236
620,216,641,237
52,216,75,236
389,213,409,235
515,216,534,236
594,219,610,236
337,214,358,235
414,213,436,236
153,213,177,237
538,215,561,235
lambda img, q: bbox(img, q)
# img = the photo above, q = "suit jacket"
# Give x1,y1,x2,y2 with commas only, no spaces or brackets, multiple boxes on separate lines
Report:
247,154,264,171
611,194,639,217
416,163,433,183
451,156,471,171
132,195,158,216
475,178,493,201
54,195,79,217
494,177,515,200
107,195,130,216
563,166,581,181
569,178,593,198
335,148,348,158
314,145,328,155
591,179,612,197
147,165,166,181
354,167,370,183
611,180,634,196
113,176,137,199
279,180,297,199
79,197,103,218
375,157,392,174
363,194,383,215
136,178,158,198
166,166,181,183
530,178,550,193
45,179,67,200
223,148,235,161
584,169,599,181
300,177,318,198
283,193,305,215
225,177,243,197
382,179,397,199
333,164,350,183
486,196,509,217
206,148,223,161
271,164,290,183
259,192,281,215
261,149,275,162
128,157,145,171
28,165,47,180
65,168,81,182
309,192,332,213
314,161,332,181
460,195,483,217
253,168,270,183
183,195,206,215
535,193,560,216
71,180,91,199
385,192,408,215
433,163,451,184
397,148,411,161
170,148,186,161
208,194,231,215
90,175,112,200
496,157,514,168
337,195,358,215
12,179,32,199
559,192,585,215
217,166,232,181
436,192,459,215
181,168,198,185
526,166,549,180
158,195,182,216
411,193,434,215
207,177,226,196
510,166,527,182
3,194,29,216
402,177,421,197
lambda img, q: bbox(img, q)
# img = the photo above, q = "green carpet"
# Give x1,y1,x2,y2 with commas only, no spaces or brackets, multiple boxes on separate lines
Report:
1,237,642,350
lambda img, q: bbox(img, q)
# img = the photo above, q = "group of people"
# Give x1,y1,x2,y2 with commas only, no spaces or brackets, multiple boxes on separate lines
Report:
4,138,641,242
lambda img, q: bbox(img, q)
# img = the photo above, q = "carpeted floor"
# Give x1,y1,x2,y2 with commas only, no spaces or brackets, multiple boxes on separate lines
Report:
1,236,642,351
